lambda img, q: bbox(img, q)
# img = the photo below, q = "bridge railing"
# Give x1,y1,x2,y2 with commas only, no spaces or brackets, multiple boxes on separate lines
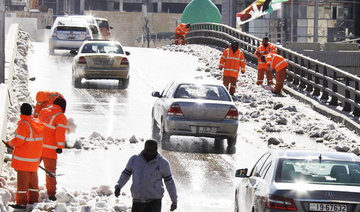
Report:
186,23,360,117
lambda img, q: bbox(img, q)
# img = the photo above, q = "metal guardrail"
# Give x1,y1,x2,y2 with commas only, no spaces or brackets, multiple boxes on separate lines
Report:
186,23,360,117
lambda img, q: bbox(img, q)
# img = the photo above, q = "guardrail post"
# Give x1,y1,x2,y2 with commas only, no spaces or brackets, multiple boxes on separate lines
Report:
298,58,306,89
313,63,321,96
305,59,313,93
329,71,339,106
343,77,352,112
353,81,360,116
320,66,329,101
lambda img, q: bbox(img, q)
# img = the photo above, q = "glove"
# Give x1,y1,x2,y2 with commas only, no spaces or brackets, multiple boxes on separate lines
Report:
170,202,177,211
56,148,62,154
114,185,121,197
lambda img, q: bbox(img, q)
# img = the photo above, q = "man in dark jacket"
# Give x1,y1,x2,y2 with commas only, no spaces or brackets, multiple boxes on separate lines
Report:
114,140,177,212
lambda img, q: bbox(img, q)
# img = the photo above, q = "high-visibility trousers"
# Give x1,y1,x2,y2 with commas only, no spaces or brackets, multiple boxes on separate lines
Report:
274,67,287,93
257,68,273,85
16,170,39,206
223,76,237,95
42,158,57,197
175,34,186,45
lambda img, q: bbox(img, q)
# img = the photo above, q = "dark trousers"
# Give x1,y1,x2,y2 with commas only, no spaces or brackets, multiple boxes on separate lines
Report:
132,199,162,212
223,76,237,95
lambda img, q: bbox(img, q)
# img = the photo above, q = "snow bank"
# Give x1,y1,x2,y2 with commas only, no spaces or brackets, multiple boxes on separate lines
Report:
162,44,360,154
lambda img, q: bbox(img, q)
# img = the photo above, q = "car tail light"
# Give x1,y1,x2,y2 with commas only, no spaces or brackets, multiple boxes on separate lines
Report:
225,107,238,120
78,56,86,65
121,58,129,65
86,30,91,39
265,195,297,211
52,29,57,37
168,104,183,117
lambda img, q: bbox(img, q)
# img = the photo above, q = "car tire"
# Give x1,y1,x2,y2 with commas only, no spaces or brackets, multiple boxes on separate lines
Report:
49,47,54,55
73,77,82,88
234,191,239,212
118,78,129,89
227,135,237,146
160,119,170,143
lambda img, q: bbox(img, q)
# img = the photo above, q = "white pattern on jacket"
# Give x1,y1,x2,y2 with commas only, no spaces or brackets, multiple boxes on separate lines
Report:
116,152,178,203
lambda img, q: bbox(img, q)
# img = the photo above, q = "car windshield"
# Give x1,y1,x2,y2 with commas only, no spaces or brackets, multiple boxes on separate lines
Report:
276,159,360,186
81,43,124,54
174,84,231,101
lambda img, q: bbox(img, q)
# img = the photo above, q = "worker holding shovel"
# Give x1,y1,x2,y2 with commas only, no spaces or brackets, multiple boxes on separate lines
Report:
6,103,44,209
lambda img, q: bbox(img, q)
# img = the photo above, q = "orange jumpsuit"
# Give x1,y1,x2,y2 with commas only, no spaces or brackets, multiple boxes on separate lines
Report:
265,53,288,93
38,105,67,197
254,43,277,85
219,47,246,95
8,115,44,206
175,24,190,45
34,91,64,118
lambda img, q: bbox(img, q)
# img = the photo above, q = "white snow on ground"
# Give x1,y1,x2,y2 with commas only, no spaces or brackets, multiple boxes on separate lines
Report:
3,31,360,211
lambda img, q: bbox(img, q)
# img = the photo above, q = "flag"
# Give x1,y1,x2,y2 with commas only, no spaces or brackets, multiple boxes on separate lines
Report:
236,0,288,25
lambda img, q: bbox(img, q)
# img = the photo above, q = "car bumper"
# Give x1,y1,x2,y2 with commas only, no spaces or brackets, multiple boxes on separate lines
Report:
75,67,129,79
165,116,238,138
49,38,88,50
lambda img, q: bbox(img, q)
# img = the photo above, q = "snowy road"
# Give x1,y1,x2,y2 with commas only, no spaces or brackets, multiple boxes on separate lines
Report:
28,42,267,212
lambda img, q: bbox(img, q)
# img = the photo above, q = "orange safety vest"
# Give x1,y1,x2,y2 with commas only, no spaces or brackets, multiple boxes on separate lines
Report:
254,43,277,69
39,105,67,159
219,47,246,78
175,24,189,36
8,115,44,172
265,53,288,72
34,91,64,118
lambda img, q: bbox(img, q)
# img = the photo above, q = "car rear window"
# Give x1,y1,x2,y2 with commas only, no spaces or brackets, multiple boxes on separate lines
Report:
276,159,360,186
174,84,231,101
97,20,109,28
81,43,124,54
56,26,86,32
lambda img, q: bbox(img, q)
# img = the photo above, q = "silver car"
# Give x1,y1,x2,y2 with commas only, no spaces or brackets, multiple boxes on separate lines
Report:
234,150,360,212
151,80,239,146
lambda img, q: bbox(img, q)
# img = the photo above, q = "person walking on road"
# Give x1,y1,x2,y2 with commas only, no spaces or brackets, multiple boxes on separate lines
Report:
174,23,191,45
34,91,64,118
38,97,67,201
114,139,178,212
7,103,44,209
219,40,246,96
262,53,288,94
254,37,277,85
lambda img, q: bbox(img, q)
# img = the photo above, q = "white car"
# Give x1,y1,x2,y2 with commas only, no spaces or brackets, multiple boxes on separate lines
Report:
72,40,130,89
47,16,94,55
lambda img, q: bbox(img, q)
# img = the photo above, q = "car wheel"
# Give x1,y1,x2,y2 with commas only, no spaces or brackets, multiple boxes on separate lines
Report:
160,119,170,143
118,78,129,89
227,135,237,146
49,47,54,55
74,77,82,88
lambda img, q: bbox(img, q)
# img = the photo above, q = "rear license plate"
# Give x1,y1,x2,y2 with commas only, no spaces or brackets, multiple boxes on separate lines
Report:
309,203,347,212
93,59,114,65
67,34,75,39
191,126,217,134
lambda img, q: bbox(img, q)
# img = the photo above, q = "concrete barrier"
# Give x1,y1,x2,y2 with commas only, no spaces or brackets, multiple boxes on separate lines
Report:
0,24,19,173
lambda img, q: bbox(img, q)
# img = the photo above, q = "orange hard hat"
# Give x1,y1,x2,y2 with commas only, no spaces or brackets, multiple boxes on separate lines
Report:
36,91,50,102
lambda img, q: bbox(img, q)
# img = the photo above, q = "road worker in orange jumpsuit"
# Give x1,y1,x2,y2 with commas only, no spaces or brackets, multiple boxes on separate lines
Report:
262,53,288,94
34,91,64,118
38,97,67,201
175,23,191,45
7,103,44,209
254,37,277,85
219,40,246,96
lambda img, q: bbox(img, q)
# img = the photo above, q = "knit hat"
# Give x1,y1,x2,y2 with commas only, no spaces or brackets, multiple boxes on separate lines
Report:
20,103,32,115
53,97,66,113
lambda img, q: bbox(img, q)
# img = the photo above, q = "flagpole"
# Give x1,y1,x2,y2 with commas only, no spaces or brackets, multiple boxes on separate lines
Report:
314,0,319,42
290,0,293,42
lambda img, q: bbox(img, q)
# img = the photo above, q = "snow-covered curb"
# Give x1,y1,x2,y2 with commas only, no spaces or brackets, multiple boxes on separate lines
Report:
161,44,360,155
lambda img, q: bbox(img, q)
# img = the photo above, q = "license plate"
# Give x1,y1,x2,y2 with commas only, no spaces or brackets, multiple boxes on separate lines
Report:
309,203,347,212
67,34,75,39
93,59,114,65
191,126,217,134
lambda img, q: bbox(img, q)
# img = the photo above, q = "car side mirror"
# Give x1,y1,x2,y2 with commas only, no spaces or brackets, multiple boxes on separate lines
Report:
46,26,51,30
125,51,130,56
152,91,161,98
110,26,113,29
235,168,248,178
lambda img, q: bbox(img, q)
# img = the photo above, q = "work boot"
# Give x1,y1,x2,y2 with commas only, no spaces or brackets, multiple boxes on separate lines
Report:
49,196,57,201
9,204,26,209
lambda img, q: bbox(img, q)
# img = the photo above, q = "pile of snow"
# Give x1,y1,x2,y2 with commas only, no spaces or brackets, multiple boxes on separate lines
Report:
162,44,360,154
